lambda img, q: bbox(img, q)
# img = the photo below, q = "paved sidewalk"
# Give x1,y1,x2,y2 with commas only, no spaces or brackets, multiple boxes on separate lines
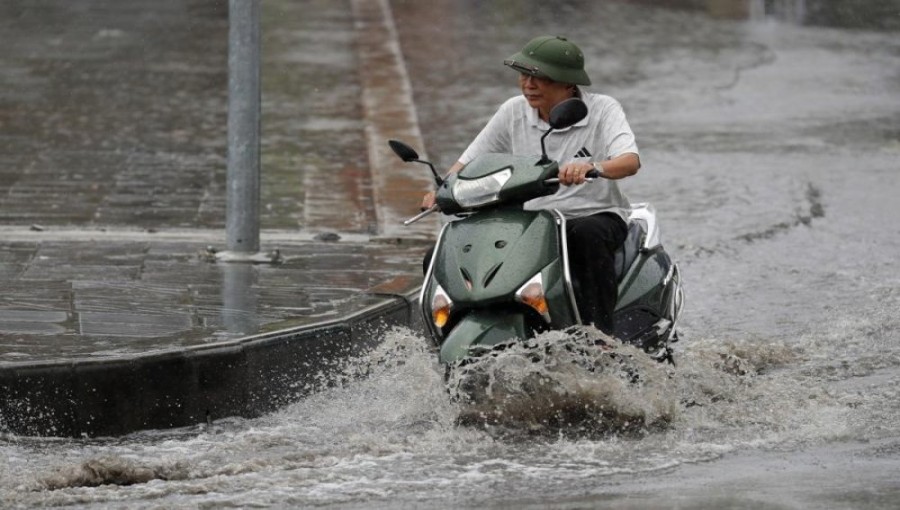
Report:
0,0,435,436
0,229,426,363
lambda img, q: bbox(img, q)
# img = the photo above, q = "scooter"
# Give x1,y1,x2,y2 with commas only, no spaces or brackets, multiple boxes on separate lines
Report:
391,98,683,365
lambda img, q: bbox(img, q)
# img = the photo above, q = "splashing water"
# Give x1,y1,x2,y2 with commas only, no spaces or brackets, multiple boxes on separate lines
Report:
447,327,679,436
2,316,897,507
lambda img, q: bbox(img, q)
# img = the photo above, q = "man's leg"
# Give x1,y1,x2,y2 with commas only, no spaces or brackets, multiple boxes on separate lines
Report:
565,213,628,335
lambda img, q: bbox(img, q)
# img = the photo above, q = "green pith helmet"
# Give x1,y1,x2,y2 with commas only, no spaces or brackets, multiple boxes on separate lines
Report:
504,35,591,86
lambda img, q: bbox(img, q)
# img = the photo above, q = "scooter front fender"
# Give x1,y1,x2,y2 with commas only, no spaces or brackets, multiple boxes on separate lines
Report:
439,310,527,364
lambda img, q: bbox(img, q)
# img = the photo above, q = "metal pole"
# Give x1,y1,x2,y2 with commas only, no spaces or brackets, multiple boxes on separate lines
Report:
222,263,258,335
226,0,260,254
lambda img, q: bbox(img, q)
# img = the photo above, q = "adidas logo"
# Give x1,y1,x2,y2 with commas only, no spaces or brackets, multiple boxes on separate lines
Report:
574,147,592,158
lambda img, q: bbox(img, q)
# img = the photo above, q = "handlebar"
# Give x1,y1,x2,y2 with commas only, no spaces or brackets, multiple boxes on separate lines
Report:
543,168,603,186
404,170,604,225
403,204,439,225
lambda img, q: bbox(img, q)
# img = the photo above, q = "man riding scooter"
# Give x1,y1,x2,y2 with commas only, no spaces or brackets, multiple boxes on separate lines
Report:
422,35,641,336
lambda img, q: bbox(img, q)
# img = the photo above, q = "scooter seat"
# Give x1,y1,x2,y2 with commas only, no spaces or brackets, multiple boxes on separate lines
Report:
614,220,646,283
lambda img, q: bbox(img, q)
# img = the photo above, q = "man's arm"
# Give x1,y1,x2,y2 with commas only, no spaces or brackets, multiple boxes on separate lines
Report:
596,152,641,180
558,152,640,185
446,161,465,175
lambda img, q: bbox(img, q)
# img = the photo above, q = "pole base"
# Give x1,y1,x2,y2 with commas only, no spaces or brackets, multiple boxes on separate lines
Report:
210,248,281,264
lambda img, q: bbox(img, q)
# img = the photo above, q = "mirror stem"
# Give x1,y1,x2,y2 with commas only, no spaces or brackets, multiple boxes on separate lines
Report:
537,128,554,165
416,159,443,186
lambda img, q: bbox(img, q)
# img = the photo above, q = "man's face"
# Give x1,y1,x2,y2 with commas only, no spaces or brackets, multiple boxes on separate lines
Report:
518,73,574,116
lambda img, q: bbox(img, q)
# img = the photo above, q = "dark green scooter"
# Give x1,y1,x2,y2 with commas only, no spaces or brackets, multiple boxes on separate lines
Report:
391,99,683,365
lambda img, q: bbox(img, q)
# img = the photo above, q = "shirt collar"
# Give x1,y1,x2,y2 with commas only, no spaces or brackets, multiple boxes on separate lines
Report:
527,89,589,131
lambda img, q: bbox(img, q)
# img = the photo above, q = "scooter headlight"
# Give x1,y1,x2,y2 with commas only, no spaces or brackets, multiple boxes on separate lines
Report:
431,284,453,328
515,272,551,322
452,168,512,208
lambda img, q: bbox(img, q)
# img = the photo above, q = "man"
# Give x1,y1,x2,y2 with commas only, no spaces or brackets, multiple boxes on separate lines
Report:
422,35,640,335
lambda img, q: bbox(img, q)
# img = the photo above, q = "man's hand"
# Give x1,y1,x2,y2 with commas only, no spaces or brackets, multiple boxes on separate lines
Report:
421,191,436,211
559,154,640,184
420,161,464,210
558,161,598,185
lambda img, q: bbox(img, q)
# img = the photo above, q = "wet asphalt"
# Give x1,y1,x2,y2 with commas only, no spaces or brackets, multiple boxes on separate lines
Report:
0,0,437,434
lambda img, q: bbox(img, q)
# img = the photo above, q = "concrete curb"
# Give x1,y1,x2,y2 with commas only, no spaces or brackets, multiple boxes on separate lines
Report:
0,290,420,437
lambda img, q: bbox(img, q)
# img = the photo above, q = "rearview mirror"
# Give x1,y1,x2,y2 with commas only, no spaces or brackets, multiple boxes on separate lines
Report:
548,98,588,130
388,139,443,187
537,98,589,164
388,140,420,162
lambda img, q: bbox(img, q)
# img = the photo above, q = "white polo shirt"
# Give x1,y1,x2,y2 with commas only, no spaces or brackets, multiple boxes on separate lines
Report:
458,92,638,222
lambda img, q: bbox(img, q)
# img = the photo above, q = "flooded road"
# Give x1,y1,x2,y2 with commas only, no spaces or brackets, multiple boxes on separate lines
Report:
3,0,900,508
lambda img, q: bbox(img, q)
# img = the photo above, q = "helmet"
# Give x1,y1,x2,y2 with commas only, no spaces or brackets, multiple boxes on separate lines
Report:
504,35,591,86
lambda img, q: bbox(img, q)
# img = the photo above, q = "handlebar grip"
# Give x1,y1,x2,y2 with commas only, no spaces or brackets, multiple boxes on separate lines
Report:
545,168,604,186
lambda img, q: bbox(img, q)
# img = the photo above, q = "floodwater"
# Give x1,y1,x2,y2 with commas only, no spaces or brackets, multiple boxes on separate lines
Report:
3,0,900,508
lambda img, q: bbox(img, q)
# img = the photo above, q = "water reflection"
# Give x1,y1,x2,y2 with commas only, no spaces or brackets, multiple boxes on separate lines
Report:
220,263,259,336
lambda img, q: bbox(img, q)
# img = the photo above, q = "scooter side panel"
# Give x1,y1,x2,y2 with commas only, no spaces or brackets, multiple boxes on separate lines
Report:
616,248,672,312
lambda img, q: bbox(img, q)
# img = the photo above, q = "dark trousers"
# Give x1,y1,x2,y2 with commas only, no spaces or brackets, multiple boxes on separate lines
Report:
421,212,627,335
565,212,628,335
